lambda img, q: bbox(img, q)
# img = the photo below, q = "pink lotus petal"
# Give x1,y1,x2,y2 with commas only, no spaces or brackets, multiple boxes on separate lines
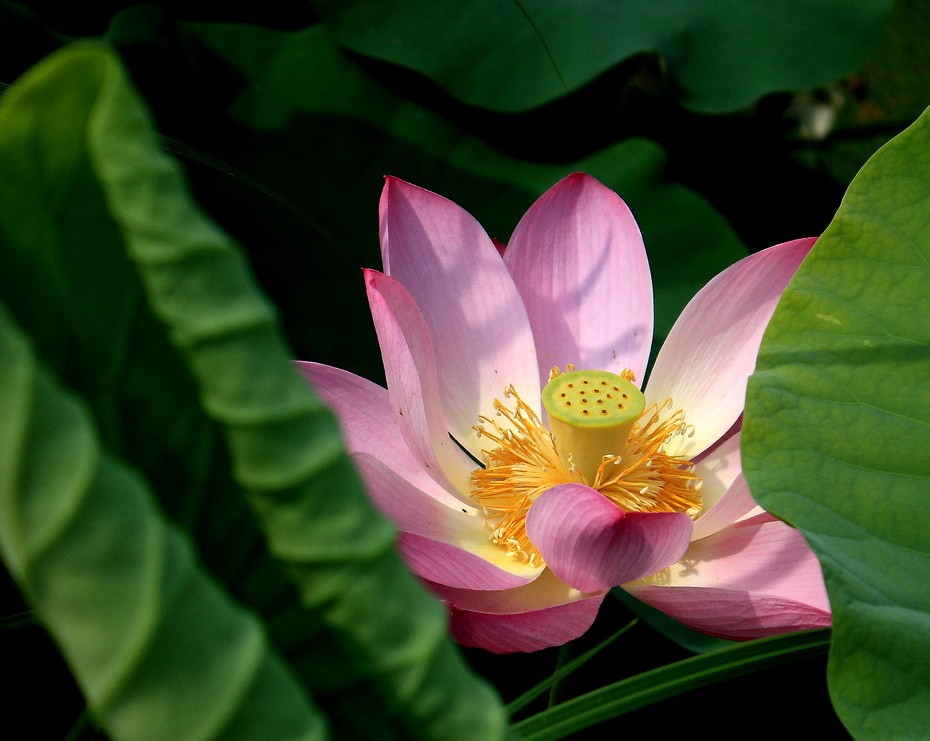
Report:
380,177,540,455
446,599,604,654
623,585,831,641
690,429,759,540
691,427,742,509
296,360,396,455
505,173,653,385
301,363,535,590
398,532,538,591
353,453,542,586
428,570,606,653
306,177,829,653
623,513,831,639
365,270,474,496
297,361,453,501
691,473,760,542
525,484,693,592
645,238,815,457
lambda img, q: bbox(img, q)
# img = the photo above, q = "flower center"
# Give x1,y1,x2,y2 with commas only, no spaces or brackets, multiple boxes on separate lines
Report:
470,366,702,566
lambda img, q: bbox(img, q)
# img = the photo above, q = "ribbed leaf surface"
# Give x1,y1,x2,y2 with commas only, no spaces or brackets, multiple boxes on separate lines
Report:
0,43,512,740
0,300,327,740
744,106,930,739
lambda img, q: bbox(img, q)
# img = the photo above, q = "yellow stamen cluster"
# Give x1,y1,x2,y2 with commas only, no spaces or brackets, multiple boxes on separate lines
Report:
470,367,701,567
592,397,702,514
471,387,580,567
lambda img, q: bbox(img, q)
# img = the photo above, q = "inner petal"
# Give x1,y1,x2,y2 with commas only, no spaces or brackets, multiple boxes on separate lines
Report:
379,177,542,457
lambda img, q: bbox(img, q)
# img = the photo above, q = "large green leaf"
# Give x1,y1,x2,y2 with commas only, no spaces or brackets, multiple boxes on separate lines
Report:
68,43,511,740
0,300,326,739
743,107,930,738
0,43,513,740
0,24,294,631
0,10,261,580
309,0,892,113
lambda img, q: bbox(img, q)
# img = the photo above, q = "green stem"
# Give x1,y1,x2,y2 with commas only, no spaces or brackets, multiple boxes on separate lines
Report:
513,629,831,741
506,619,639,717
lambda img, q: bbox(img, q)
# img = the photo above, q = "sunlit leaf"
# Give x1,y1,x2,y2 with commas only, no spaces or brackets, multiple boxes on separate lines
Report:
0,27,288,621
744,106,930,739
73,43,512,740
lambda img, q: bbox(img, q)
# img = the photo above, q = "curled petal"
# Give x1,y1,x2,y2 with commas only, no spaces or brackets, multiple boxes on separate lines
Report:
353,453,542,587
623,513,831,639
380,177,540,455
365,269,474,496
428,570,606,653
646,238,816,457
525,484,693,592
505,173,653,385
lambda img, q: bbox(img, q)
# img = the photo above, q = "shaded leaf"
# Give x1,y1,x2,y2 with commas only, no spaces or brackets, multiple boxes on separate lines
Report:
186,22,747,354
0,41,514,740
310,0,892,113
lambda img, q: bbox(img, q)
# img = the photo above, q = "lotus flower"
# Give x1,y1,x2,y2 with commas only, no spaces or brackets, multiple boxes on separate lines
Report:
299,173,831,653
